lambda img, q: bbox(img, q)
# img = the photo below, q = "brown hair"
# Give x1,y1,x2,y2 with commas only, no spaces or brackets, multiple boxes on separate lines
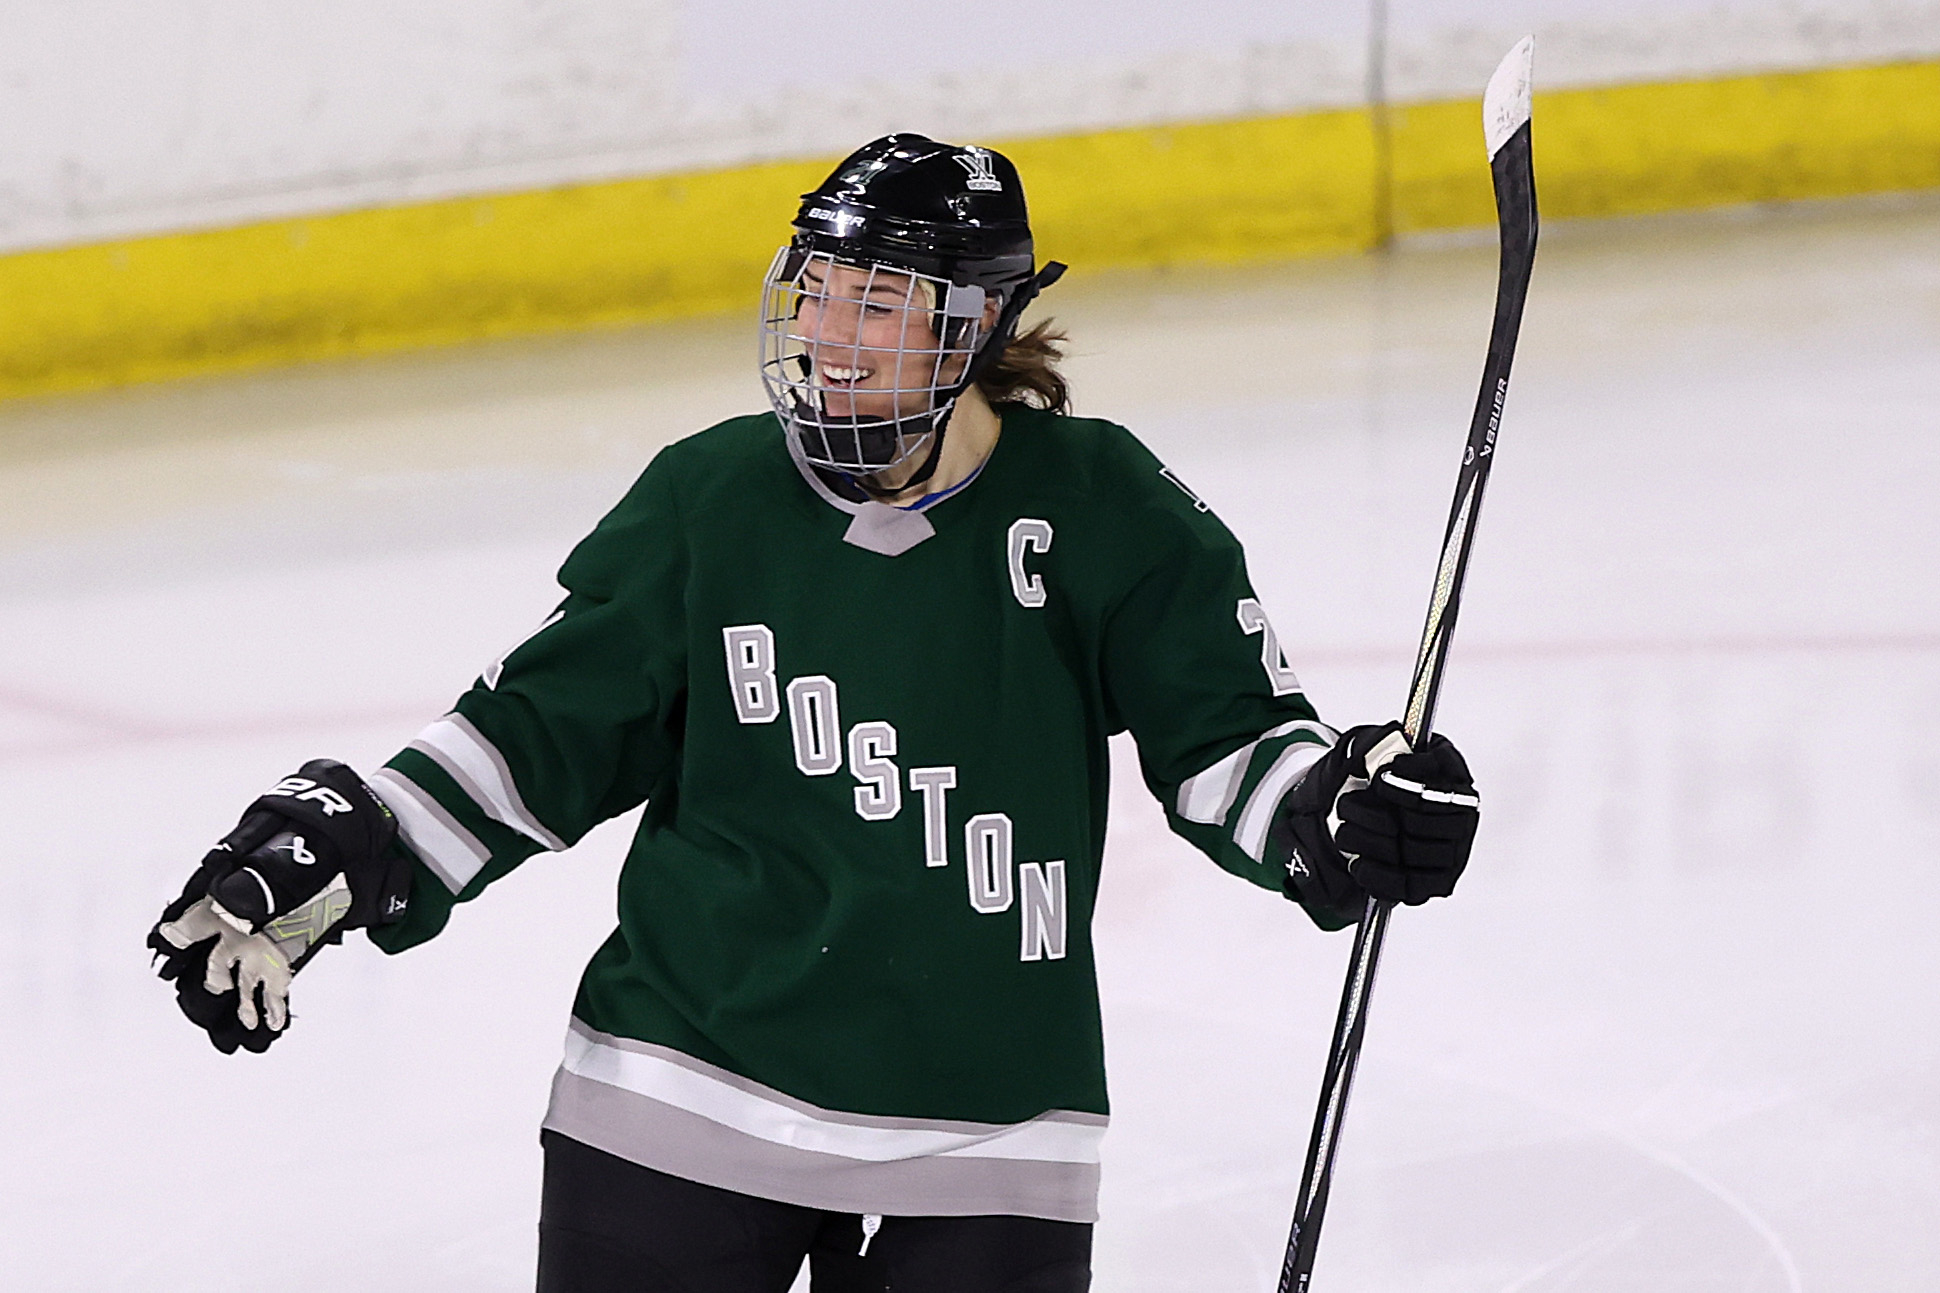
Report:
976,320,1071,413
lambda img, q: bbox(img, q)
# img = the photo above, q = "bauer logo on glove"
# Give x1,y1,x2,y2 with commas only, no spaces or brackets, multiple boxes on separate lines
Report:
147,759,410,1053
264,774,358,816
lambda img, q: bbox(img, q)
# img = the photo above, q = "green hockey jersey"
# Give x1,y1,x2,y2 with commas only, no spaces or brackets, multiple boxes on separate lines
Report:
366,406,1341,1222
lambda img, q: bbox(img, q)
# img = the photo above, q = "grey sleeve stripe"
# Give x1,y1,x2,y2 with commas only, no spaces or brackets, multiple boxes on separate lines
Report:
1231,740,1331,863
408,712,569,851
1176,719,1336,826
366,768,492,894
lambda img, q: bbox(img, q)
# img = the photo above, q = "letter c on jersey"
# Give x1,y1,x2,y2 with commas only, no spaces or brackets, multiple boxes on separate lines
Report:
1007,519,1054,608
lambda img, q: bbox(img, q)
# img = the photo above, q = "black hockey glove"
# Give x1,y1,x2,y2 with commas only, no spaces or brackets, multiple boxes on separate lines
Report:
1274,722,1480,912
148,760,409,1053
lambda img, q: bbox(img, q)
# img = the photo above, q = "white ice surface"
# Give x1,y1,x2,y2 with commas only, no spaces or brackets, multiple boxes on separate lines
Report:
2,193,1937,1291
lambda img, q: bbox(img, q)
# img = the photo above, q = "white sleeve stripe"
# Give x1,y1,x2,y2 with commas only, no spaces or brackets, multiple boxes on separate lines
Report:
407,713,568,851
1176,720,1335,826
1232,740,1331,863
366,768,491,894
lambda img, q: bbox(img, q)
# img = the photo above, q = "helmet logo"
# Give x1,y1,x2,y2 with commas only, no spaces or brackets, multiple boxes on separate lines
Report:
806,206,868,232
955,148,1003,193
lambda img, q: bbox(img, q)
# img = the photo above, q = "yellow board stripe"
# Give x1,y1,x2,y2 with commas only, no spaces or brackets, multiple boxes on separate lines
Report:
2,58,1936,402
1391,58,1940,233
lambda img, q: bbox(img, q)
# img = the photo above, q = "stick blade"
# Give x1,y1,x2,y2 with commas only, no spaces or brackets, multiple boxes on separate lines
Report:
1483,37,1535,159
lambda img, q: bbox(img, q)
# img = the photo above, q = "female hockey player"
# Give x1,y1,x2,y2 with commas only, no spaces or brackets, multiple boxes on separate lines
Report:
150,135,1481,1292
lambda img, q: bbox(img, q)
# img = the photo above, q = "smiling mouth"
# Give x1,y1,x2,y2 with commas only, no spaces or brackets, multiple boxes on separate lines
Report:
819,363,875,386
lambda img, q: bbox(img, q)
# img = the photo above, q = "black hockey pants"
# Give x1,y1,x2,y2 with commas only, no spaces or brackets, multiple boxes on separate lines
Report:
537,1131,1093,1293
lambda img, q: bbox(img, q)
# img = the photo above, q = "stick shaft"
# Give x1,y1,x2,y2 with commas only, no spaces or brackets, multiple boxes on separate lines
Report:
1278,118,1538,1293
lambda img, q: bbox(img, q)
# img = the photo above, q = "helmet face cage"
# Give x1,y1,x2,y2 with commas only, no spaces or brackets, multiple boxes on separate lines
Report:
760,245,991,477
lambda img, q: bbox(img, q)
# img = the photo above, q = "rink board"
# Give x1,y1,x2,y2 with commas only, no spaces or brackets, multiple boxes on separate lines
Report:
1,57,1937,402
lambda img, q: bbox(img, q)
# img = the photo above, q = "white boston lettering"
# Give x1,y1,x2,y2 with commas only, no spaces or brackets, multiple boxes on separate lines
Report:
1018,860,1068,962
722,625,781,723
1007,518,1054,608
786,676,843,775
908,766,957,867
1236,598,1301,696
847,721,902,821
965,813,1015,914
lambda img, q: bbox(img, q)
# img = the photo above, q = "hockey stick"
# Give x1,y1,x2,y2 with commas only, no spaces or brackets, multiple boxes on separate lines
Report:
1277,38,1539,1292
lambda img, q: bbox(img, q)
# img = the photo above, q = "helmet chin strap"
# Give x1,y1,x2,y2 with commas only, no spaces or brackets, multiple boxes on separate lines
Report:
809,404,950,504
855,408,951,500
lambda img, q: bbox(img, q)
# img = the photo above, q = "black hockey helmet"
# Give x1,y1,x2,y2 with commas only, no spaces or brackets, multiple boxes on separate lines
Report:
791,134,1039,292
760,135,1065,486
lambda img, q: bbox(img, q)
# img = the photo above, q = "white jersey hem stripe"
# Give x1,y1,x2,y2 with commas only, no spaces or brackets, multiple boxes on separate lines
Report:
366,768,491,894
561,1020,1105,1166
569,1021,1107,1139
543,1067,1101,1222
408,713,569,851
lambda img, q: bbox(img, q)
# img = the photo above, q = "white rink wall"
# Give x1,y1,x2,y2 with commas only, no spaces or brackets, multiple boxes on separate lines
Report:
1383,0,1940,98
3,0,1937,254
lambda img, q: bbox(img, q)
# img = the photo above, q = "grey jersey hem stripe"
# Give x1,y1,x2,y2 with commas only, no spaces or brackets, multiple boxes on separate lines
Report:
566,1019,1107,1137
543,1067,1101,1223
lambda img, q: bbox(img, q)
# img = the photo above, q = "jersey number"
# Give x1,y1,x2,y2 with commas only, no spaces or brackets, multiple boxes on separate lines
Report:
1237,598,1300,696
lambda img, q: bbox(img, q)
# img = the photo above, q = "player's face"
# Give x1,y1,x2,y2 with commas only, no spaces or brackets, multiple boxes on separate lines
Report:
794,261,965,421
